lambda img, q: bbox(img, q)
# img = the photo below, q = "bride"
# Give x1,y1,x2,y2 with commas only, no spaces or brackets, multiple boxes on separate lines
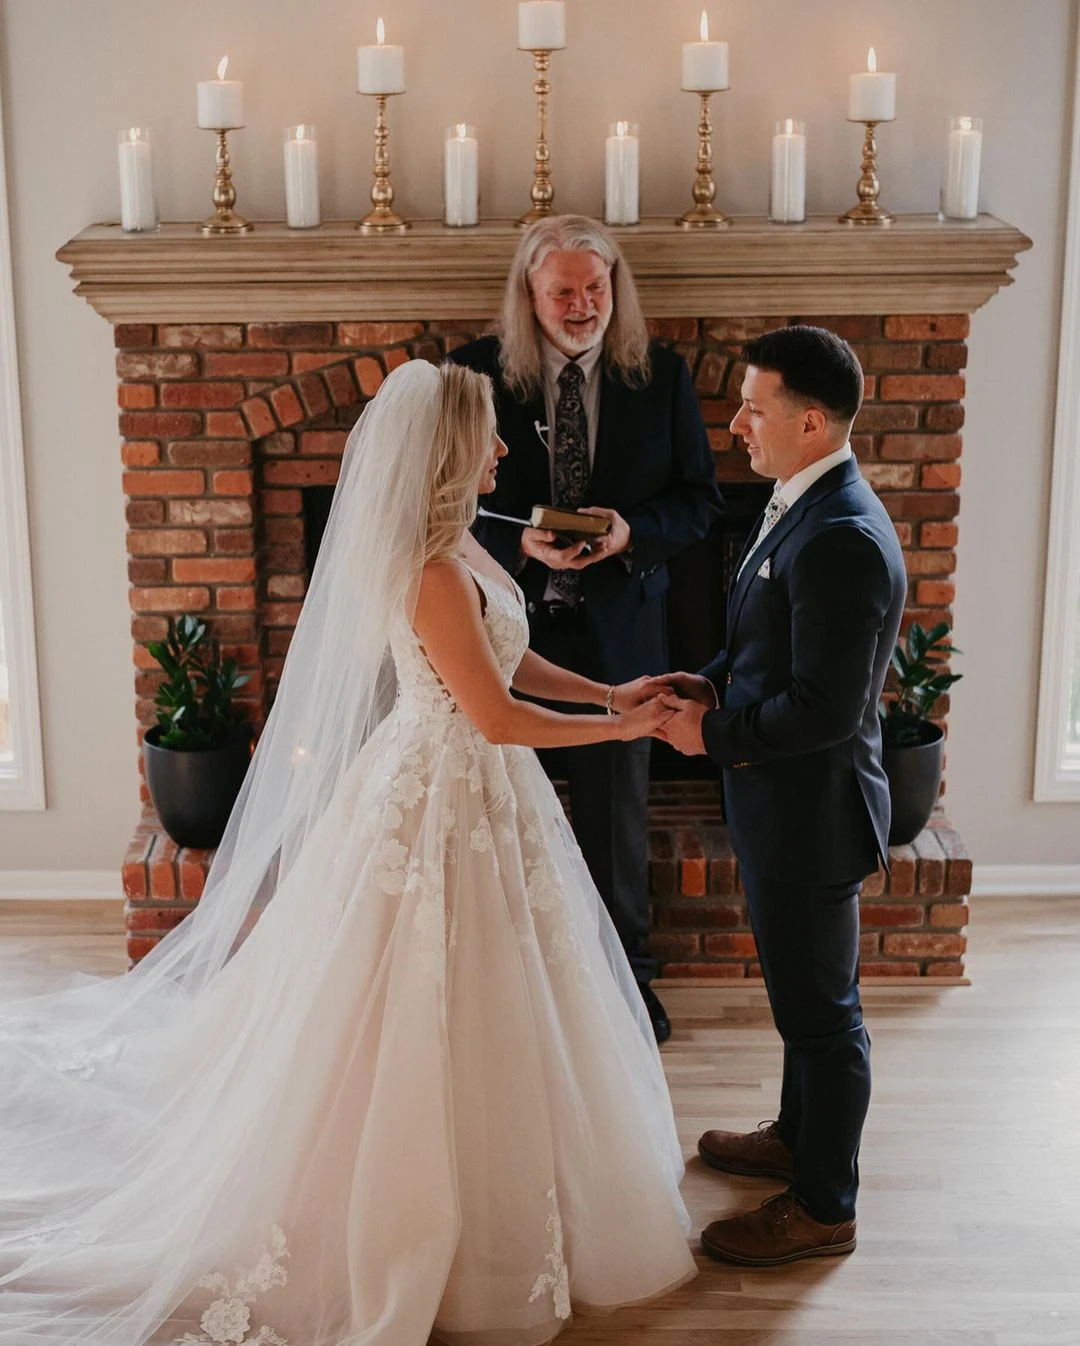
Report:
0,359,696,1346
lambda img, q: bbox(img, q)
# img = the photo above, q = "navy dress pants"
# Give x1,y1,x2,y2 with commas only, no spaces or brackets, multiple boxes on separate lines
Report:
740,869,870,1223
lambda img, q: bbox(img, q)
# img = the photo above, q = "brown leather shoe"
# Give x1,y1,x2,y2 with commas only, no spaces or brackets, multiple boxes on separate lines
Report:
697,1120,795,1180
700,1192,856,1266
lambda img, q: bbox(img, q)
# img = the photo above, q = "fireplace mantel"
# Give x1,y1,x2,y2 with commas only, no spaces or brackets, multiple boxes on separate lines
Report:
57,214,1031,323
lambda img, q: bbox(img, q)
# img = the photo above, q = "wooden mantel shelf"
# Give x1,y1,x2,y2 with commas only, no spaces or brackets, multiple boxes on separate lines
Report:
56,214,1032,323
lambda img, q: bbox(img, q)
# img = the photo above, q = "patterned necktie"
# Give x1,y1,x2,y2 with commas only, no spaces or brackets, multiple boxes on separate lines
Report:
550,361,589,603
739,483,788,577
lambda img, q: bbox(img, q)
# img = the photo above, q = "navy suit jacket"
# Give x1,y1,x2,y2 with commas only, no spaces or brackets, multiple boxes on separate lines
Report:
700,456,907,885
449,335,722,683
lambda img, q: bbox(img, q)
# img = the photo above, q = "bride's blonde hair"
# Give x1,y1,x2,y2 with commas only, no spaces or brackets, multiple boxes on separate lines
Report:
424,363,497,565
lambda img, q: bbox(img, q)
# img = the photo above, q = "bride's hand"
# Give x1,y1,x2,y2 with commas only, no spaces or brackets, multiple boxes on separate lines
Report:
615,695,674,741
610,675,654,714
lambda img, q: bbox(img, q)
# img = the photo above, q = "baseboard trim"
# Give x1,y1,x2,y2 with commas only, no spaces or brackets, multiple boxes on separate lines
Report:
971,864,1080,897
2,863,1076,906
0,870,124,901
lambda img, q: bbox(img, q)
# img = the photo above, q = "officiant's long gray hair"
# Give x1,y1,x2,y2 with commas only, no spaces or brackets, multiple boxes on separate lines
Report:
497,214,650,400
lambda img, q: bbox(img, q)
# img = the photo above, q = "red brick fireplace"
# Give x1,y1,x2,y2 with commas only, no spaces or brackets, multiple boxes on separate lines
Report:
57,217,1031,979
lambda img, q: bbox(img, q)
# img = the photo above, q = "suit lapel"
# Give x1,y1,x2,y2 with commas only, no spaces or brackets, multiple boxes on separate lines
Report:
728,511,766,602
726,457,861,639
499,385,550,504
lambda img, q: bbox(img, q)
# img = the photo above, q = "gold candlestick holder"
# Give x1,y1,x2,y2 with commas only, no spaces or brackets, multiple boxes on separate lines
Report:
357,92,409,235
840,120,894,226
677,90,729,229
517,48,557,227
198,128,253,236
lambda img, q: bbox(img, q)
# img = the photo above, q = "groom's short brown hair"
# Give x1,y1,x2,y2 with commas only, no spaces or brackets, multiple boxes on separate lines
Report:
744,325,864,424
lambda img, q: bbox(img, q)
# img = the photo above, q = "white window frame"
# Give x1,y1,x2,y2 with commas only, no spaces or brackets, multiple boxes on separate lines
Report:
0,83,45,810
1036,24,1080,800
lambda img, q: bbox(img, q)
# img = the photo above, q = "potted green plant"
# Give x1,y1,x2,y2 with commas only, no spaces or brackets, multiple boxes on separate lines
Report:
879,620,963,846
143,616,252,848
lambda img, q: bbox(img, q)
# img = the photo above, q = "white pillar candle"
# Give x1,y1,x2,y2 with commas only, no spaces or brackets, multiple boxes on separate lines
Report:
681,11,729,92
197,55,244,128
117,127,157,232
942,114,982,220
444,124,479,226
284,125,321,229
770,118,806,223
847,46,896,122
517,1,566,50
604,121,640,226
357,18,405,94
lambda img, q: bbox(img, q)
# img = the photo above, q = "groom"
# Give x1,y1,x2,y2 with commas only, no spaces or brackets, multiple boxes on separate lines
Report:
656,325,906,1265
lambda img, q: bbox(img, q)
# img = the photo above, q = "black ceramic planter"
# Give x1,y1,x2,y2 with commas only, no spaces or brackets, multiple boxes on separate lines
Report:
883,722,945,846
143,724,253,849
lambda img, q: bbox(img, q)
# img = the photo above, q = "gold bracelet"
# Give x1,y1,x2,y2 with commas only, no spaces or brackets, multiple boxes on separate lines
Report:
604,685,616,716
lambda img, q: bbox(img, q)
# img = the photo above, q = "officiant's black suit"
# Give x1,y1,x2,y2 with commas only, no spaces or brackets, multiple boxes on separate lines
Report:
699,455,906,1223
450,335,721,984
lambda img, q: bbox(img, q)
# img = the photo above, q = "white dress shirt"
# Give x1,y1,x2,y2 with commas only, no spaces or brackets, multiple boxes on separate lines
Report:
774,442,853,512
738,442,854,578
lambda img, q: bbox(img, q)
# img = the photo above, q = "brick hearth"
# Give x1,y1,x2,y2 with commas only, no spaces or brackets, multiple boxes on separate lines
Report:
115,311,972,977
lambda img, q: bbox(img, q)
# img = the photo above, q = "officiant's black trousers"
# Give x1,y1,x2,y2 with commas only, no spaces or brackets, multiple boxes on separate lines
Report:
529,603,658,986
741,870,870,1224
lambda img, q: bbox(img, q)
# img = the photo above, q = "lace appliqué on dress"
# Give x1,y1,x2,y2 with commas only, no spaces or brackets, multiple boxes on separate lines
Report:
176,1226,290,1345
528,1188,571,1320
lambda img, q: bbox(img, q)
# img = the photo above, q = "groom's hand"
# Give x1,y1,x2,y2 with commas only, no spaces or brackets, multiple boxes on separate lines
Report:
642,672,718,708
656,694,707,755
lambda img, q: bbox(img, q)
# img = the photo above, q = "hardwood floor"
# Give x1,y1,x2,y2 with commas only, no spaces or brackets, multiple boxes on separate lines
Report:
2,895,1077,1344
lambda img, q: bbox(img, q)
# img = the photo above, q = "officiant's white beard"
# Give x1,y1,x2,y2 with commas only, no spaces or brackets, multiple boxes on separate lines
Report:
549,307,611,356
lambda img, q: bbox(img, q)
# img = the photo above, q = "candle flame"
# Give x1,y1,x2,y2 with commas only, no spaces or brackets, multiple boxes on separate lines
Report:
128,127,140,143
455,122,468,138
616,120,628,136
784,117,794,135
297,126,307,142
959,115,972,132
700,10,709,41
867,46,877,73
217,55,229,80
376,16,385,43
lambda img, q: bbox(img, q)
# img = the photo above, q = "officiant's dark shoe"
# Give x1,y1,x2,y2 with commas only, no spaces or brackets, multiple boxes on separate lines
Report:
639,984,671,1045
697,1120,795,1180
700,1192,856,1266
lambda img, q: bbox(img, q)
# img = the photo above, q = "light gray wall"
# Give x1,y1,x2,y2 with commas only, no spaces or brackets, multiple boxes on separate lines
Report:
0,0,1076,870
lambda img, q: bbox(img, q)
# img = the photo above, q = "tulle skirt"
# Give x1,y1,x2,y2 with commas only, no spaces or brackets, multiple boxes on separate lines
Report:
0,705,695,1345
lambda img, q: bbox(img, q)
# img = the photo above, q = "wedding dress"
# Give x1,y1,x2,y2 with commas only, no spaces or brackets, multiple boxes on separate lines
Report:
0,360,695,1346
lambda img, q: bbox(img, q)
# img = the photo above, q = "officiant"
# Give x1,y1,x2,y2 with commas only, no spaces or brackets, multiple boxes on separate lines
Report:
449,214,721,1042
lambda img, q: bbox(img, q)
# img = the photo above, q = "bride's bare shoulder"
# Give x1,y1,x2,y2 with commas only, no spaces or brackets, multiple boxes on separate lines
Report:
412,557,482,618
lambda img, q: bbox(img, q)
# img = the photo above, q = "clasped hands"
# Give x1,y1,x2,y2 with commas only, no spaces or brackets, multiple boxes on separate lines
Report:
613,672,717,755
521,506,631,570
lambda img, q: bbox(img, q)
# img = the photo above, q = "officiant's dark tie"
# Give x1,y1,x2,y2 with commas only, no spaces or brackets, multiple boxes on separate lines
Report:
551,360,589,603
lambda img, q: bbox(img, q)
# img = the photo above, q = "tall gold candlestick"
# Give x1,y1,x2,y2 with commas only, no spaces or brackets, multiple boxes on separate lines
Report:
357,92,409,235
517,49,556,227
198,128,252,237
840,121,894,226
677,90,729,229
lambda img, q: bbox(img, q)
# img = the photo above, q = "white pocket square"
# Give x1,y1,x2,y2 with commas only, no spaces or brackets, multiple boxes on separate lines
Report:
756,558,771,579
